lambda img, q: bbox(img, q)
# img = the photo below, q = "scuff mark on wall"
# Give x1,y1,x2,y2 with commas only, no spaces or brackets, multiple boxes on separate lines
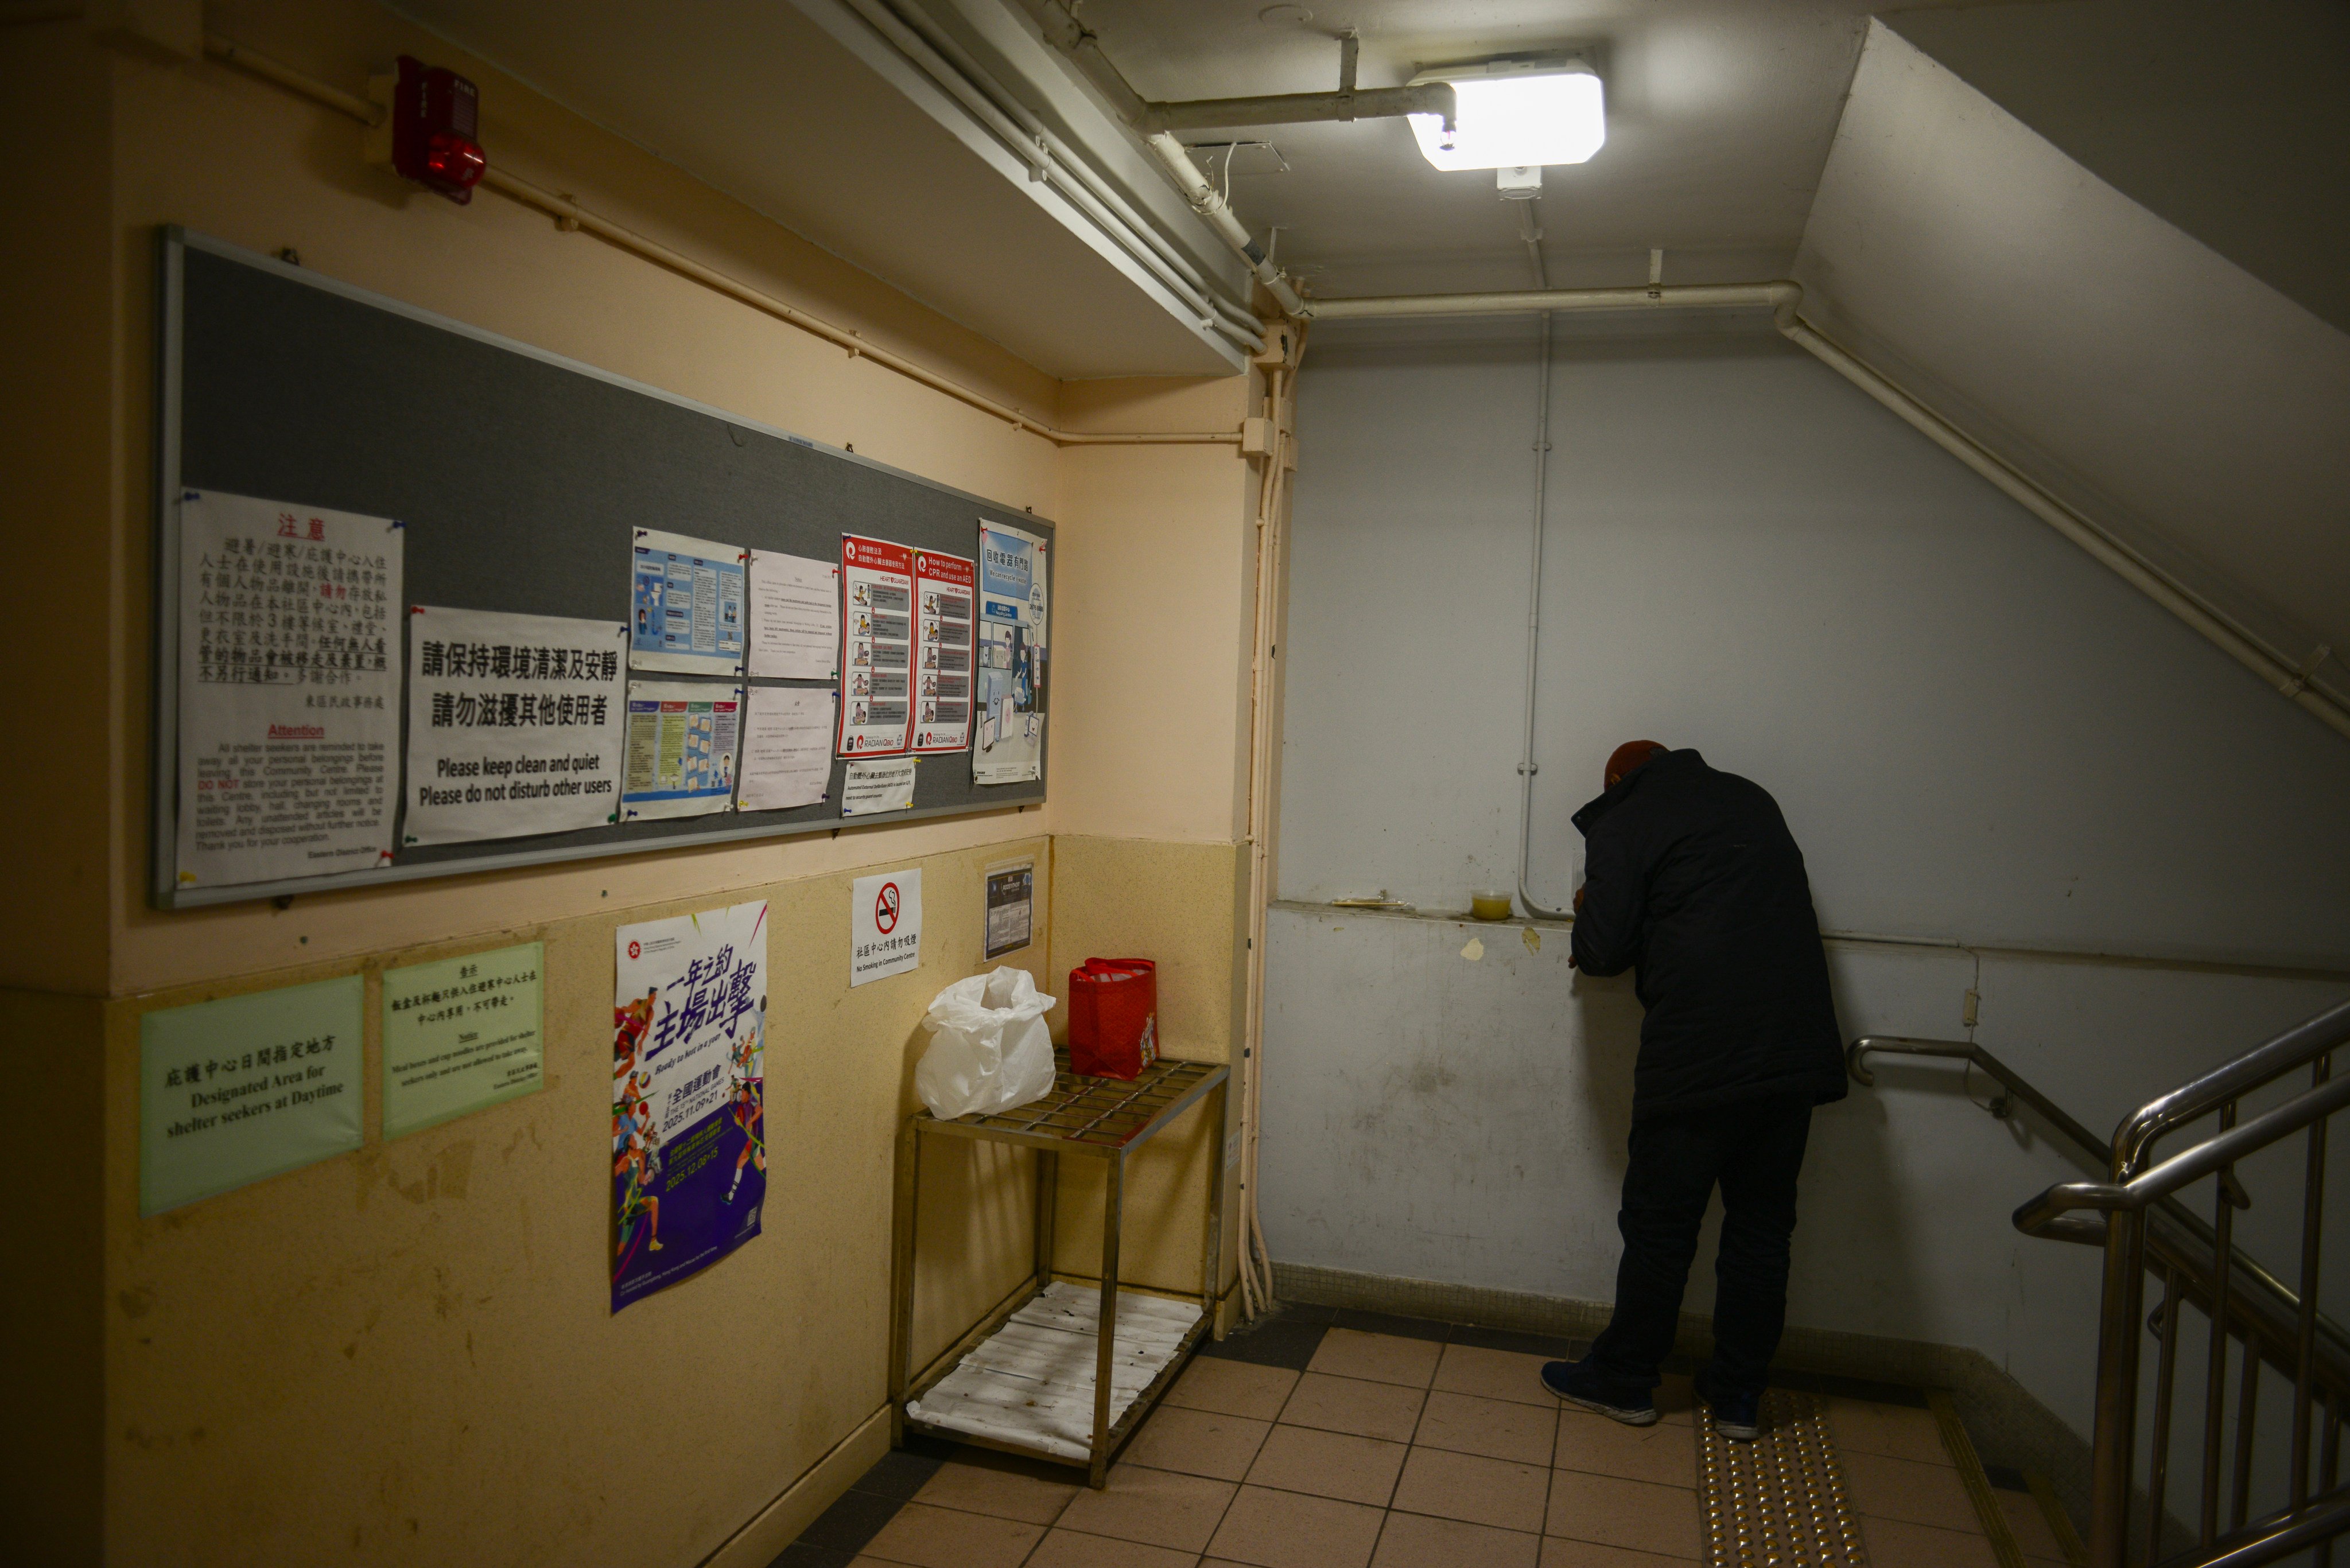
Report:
1460,937,1483,961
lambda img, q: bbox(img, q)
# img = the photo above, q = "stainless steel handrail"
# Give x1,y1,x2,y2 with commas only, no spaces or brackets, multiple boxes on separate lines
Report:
2018,1071,2350,1228
2111,999,2350,1176
1851,1036,2345,1365
1851,1003,2350,1568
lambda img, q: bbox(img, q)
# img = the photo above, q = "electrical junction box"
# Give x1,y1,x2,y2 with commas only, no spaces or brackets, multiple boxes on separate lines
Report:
1241,417,1275,457
367,56,486,204
1497,165,1543,200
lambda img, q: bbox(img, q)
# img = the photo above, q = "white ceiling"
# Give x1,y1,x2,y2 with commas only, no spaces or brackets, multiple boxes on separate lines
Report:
1073,0,1890,297
1883,0,2350,337
389,0,1987,365
1796,20,2350,705
390,0,1253,379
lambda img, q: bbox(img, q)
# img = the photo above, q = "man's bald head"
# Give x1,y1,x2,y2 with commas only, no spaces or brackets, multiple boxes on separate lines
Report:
1604,740,1668,791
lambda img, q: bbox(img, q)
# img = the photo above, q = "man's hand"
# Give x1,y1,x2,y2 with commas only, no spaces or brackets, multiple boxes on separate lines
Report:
1572,884,1587,915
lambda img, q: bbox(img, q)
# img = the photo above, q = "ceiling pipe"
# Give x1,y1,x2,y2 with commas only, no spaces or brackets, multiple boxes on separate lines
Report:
834,0,1263,351
1141,30,1457,137
1022,0,1309,318
1141,83,1456,135
1144,131,1308,318
1304,281,1800,319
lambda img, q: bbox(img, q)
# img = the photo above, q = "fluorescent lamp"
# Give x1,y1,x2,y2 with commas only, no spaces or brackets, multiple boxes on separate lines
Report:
1408,59,1605,171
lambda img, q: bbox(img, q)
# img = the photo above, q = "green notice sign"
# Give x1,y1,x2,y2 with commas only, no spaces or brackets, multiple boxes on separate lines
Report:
139,975,364,1216
382,942,544,1139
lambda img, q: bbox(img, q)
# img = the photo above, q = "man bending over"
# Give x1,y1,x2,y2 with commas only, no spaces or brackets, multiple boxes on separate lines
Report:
1541,741,1846,1439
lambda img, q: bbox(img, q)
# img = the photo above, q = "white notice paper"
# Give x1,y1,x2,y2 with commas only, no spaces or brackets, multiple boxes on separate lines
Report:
176,490,403,889
850,868,922,986
404,608,628,845
747,550,840,680
736,688,834,812
840,756,917,816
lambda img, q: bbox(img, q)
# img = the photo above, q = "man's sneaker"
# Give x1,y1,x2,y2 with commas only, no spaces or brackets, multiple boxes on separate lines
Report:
1703,1383,1761,1441
1539,1358,1658,1426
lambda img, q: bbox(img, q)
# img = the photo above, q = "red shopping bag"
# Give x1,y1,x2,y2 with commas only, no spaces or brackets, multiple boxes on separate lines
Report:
1067,958,1158,1080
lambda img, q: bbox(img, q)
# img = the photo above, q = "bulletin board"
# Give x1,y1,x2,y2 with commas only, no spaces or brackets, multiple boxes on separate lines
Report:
150,227,1050,909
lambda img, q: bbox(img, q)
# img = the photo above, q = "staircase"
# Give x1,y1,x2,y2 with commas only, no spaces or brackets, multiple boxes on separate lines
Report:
1855,994,2350,1568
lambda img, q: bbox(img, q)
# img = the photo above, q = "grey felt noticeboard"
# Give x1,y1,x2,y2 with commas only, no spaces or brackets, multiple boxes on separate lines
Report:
152,228,1050,909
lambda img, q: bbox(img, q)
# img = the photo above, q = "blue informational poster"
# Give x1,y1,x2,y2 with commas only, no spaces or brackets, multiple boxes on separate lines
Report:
975,521,1047,785
620,680,741,820
629,527,747,675
612,900,767,1314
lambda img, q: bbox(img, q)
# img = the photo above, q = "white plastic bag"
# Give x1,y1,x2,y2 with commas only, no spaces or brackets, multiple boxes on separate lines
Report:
915,967,1058,1120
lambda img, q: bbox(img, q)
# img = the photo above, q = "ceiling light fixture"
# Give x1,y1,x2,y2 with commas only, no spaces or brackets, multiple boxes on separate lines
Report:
1406,57,1604,172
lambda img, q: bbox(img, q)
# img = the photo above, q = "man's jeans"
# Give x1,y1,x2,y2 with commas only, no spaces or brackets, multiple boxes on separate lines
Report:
1584,1094,1815,1399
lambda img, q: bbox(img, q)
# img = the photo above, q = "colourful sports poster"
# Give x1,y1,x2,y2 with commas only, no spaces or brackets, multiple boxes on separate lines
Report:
912,548,976,753
612,900,767,1313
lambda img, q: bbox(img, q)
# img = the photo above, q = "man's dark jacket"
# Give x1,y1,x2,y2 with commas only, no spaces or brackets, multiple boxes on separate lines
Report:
1570,748,1846,1120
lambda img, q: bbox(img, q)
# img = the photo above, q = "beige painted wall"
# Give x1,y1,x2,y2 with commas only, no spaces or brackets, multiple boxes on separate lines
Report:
99,841,1047,1568
2,4,1269,1563
0,20,116,997
1046,836,1250,1299
1055,378,1260,845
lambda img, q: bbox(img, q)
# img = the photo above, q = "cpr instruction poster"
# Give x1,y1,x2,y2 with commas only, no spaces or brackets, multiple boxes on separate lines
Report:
612,901,767,1313
622,681,741,820
176,491,403,889
629,528,746,675
404,608,627,844
838,535,915,756
975,520,1048,785
912,549,976,753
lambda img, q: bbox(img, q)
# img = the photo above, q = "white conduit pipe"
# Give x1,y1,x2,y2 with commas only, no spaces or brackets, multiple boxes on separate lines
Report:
1516,308,1570,921
1304,281,1800,320
1145,132,1309,320
1773,312,2350,744
1237,351,1300,1319
200,36,1245,449
849,1,1262,347
834,0,1263,353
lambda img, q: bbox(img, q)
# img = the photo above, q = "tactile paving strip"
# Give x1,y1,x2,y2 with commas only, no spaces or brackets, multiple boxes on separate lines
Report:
1699,1389,1870,1567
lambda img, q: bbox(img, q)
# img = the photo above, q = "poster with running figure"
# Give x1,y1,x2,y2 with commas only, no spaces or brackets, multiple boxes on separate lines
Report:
611,900,767,1313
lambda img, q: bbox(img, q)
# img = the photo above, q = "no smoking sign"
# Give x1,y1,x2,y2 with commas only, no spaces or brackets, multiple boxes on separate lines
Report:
850,867,922,986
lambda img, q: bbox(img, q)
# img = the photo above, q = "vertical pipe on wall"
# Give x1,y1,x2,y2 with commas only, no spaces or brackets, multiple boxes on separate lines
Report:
1515,310,1571,922
1237,345,1302,1318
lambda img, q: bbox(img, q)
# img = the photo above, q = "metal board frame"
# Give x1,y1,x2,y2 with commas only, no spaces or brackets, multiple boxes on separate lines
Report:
150,227,1050,909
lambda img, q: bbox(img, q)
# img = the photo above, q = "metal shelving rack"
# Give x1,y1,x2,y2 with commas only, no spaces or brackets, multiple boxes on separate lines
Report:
888,1051,1231,1487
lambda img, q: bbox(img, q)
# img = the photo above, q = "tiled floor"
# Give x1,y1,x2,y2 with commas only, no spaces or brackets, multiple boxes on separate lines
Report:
770,1302,2080,1568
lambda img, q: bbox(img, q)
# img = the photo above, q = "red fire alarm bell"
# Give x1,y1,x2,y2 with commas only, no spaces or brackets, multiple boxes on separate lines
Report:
390,55,485,204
